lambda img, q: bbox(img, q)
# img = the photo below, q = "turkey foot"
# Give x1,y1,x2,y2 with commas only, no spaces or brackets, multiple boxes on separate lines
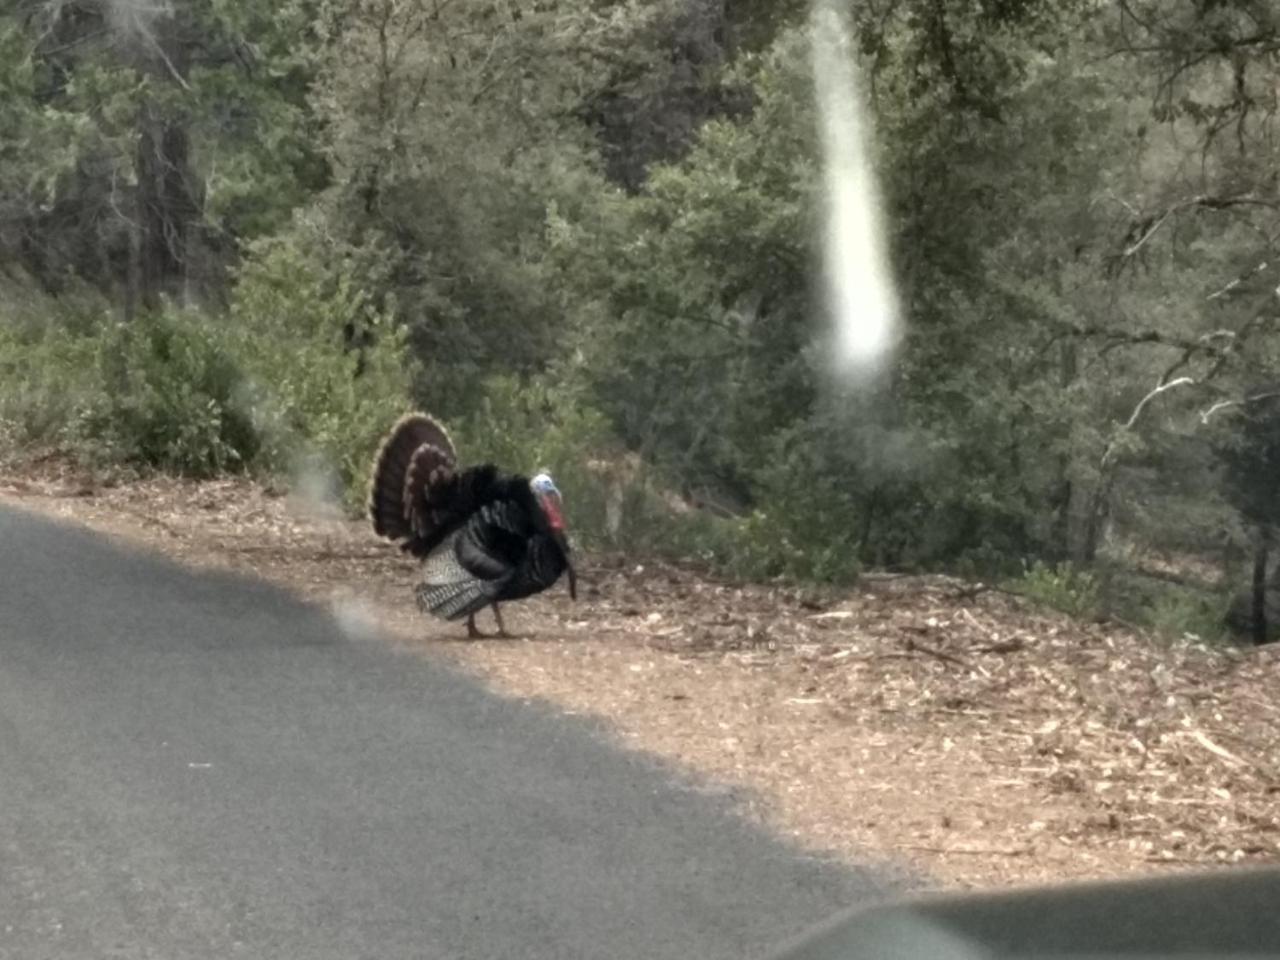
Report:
466,605,518,639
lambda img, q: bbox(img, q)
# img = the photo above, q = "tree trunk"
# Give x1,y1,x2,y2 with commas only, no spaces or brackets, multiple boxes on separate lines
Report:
1071,476,1110,566
124,214,141,321
136,115,193,309
1052,341,1079,559
1251,535,1270,646
132,11,195,312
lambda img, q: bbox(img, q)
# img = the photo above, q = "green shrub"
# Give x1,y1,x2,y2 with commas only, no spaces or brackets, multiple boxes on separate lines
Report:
83,312,259,475
0,234,416,508
1145,588,1230,644
1091,565,1232,644
228,230,416,508
454,372,618,547
0,307,254,475
1012,560,1100,618
0,318,99,451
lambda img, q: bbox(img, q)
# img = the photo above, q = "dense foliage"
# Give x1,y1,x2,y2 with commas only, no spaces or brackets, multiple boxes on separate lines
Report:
3,0,1279,639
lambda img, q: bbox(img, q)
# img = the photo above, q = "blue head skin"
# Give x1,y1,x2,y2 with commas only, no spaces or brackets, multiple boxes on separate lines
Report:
529,473,563,529
528,472,576,599
530,473,560,500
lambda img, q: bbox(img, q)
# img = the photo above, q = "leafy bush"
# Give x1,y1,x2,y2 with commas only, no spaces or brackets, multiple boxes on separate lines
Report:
227,228,415,507
1012,560,1100,618
85,312,260,474
0,232,415,507
1089,564,1233,644
0,307,254,474
0,318,98,452
453,372,618,547
1145,588,1231,644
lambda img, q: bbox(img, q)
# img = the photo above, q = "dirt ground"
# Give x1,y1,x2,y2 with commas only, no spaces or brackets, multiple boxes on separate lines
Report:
2,464,1278,892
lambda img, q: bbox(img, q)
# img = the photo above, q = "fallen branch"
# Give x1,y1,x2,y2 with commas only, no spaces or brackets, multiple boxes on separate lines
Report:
1184,729,1249,769
946,582,1028,604
1144,854,1224,865
974,638,1028,655
899,844,1033,857
958,607,1021,651
948,583,995,601
901,636,969,669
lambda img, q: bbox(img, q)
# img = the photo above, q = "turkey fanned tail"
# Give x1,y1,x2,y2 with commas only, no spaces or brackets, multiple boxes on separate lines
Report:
368,412,457,551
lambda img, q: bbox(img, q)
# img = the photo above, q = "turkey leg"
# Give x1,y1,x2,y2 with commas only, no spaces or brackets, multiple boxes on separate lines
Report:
491,603,514,639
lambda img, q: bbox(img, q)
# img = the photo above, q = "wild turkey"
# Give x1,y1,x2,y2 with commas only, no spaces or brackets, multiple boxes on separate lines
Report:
368,412,577,637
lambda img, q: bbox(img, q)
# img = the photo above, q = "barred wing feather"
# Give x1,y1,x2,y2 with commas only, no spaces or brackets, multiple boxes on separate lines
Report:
414,532,508,621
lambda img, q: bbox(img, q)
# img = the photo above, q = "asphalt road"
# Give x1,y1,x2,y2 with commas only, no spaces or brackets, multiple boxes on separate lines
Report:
0,505,901,959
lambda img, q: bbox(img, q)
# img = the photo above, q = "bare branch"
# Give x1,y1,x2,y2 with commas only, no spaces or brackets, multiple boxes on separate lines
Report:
1121,195,1278,260
1158,349,1195,386
105,163,140,230
1199,391,1280,424
1207,261,1270,301
140,23,191,92
1101,376,1196,469
1123,376,1196,431
1123,205,1177,258
1064,322,1219,356
1106,192,1140,218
